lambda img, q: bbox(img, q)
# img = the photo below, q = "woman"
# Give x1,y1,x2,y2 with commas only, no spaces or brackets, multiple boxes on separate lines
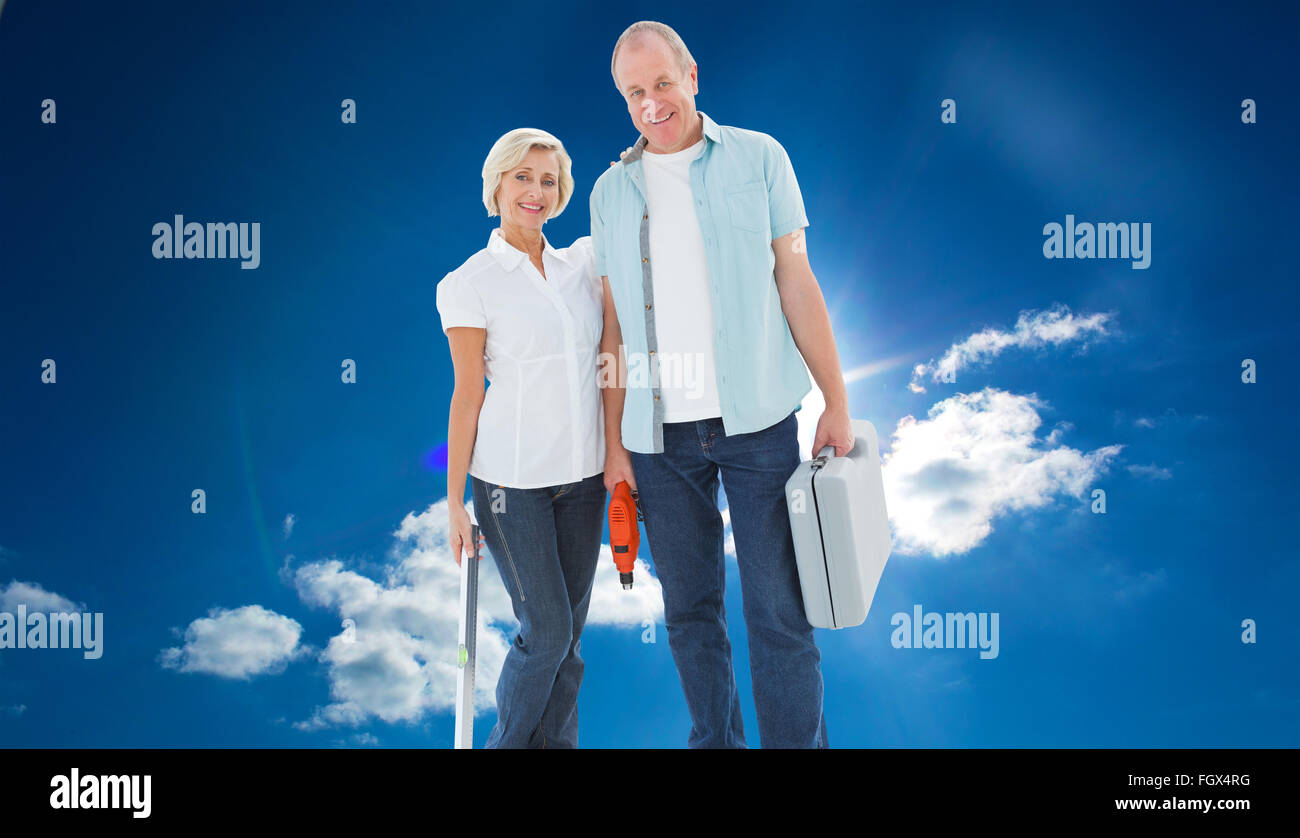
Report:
436,127,607,748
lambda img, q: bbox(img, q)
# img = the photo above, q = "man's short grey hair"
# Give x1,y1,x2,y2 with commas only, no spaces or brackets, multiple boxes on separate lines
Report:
610,21,696,88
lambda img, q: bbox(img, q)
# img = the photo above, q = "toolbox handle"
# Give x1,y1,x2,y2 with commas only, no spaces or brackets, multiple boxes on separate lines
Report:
810,444,836,471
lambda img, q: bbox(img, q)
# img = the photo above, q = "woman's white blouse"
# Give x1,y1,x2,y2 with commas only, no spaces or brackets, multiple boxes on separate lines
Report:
436,228,605,489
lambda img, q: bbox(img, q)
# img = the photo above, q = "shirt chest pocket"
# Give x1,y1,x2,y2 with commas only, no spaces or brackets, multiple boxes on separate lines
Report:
726,180,769,237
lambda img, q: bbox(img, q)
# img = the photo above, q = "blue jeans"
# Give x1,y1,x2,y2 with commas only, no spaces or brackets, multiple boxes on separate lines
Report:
629,410,828,748
470,472,606,748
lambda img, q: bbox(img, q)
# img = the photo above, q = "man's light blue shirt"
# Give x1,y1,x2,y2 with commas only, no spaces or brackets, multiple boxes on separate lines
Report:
589,111,812,455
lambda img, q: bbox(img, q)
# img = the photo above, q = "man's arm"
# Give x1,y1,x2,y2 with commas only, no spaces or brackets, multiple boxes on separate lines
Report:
599,274,637,492
599,275,627,444
590,175,636,489
590,178,632,475
772,229,855,457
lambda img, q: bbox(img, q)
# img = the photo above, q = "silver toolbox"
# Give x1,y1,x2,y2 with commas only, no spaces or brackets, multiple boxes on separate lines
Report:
784,418,892,629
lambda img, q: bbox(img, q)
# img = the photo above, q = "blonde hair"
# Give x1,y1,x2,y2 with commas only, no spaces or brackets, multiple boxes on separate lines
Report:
481,128,574,220
610,21,696,87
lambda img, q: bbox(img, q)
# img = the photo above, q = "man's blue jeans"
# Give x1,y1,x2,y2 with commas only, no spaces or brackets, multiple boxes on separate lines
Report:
470,472,605,748
629,409,829,748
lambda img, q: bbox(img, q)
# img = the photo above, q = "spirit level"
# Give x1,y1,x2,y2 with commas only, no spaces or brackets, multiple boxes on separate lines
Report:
454,522,480,749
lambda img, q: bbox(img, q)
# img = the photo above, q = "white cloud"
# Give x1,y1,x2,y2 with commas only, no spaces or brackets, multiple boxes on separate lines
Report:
587,552,665,627
159,604,307,679
1045,421,1074,445
909,303,1114,393
291,498,663,730
0,580,83,613
283,513,296,539
1128,408,1209,430
721,507,735,558
1126,463,1172,480
881,387,1123,557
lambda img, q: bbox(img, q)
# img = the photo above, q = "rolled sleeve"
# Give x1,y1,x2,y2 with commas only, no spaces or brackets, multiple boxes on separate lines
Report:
435,272,486,332
588,183,607,277
764,137,809,241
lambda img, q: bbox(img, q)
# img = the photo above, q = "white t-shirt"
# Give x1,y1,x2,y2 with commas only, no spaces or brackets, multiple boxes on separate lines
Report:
436,228,605,489
640,137,722,422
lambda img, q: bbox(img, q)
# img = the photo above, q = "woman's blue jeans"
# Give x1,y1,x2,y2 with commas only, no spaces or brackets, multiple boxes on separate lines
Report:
470,472,605,748
628,410,829,748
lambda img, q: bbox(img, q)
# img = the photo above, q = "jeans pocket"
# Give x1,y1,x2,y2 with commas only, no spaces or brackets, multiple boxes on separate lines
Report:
731,410,799,467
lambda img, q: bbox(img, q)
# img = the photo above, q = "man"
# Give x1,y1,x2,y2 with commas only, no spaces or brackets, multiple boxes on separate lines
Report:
591,20,854,748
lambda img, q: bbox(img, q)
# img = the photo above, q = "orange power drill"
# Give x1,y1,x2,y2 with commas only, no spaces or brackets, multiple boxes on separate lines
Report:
607,481,642,590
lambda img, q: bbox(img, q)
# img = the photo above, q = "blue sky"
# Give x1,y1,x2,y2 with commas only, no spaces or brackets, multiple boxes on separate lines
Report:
0,0,1296,747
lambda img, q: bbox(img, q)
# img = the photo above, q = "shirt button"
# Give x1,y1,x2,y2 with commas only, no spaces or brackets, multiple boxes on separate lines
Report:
642,257,647,263
645,303,652,310
654,395,660,401
643,213,648,220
